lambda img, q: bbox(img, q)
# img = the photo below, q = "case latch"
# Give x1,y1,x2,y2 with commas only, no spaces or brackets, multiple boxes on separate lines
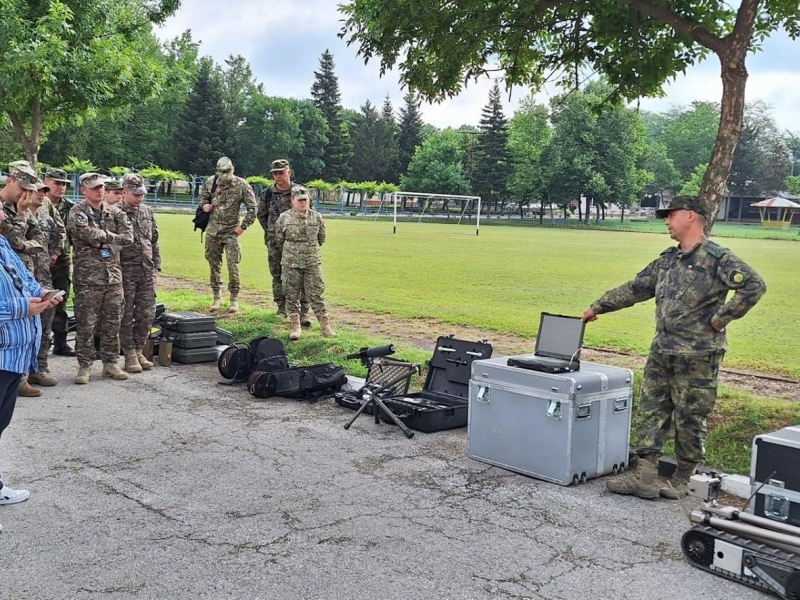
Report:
576,404,592,420
613,398,629,413
547,400,562,420
764,479,789,522
476,386,490,404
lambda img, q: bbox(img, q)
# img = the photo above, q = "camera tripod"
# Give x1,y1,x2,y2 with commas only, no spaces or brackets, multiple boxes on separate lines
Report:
343,357,419,439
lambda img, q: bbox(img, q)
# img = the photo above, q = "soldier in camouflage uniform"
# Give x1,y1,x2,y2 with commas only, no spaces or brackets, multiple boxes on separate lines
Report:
274,186,336,341
66,173,133,384
199,157,256,313
104,179,124,205
118,174,161,373
257,159,310,323
581,196,766,500
26,182,65,388
43,167,76,357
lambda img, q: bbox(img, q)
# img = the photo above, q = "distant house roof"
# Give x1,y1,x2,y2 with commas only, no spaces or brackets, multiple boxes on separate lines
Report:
751,196,800,208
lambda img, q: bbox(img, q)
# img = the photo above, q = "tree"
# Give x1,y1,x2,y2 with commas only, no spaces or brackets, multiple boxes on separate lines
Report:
176,58,233,176
401,129,471,196
350,100,399,183
397,92,424,177
507,97,552,214
0,0,180,167
660,102,720,182
472,83,511,213
639,141,681,202
378,95,401,183
310,50,352,181
340,0,800,231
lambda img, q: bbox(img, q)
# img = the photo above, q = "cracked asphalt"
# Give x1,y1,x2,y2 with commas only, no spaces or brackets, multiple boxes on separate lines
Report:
2,357,766,600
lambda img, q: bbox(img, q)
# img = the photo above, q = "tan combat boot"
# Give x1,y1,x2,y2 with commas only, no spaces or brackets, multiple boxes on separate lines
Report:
660,460,698,499
289,314,302,341
17,375,42,397
299,306,312,328
75,366,92,385
123,349,143,373
28,370,58,387
318,316,337,338
102,361,129,380
606,455,660,499
209,292,222,312
228,294,239,313
136,348,154,370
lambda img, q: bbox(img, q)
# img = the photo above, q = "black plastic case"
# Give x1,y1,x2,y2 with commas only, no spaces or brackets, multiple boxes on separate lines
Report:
381,337,493,433
168,331,219,349
161,312,215,334
172,346,220,364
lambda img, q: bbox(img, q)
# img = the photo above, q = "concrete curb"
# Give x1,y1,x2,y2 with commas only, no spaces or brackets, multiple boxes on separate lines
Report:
720,473,751,499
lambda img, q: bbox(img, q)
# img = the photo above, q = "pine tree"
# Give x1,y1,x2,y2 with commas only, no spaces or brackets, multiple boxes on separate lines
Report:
378,95,401,183
473,82,511,211
176,58,233,176
310,50,352,181
350,98,401,183
398,92,424,178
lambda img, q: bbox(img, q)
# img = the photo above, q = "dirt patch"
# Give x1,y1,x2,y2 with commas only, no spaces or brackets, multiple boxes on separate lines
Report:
158,275,800,402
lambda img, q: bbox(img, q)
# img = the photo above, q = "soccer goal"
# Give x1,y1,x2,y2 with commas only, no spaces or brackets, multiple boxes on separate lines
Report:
390,192,483,235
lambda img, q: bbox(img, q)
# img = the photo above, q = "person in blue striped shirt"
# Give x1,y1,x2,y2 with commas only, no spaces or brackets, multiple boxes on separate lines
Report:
0,202,62,512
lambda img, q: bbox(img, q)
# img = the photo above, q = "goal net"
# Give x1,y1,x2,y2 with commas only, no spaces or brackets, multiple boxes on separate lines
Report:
389,192,483,235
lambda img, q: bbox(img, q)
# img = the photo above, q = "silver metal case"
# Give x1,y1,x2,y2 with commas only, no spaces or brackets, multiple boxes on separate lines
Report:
749,426,800,525
467,356,633,486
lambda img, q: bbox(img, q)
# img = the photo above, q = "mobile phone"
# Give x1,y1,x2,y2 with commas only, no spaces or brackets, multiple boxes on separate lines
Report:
44,290,65,301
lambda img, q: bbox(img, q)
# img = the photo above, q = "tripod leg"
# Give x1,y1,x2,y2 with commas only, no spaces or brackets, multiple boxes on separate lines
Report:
343,394,374,430
373,397,415,439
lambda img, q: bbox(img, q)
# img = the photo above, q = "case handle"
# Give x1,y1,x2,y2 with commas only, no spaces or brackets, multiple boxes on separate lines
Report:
613,398,629,413
576,404,592,420
476,386,490,404
547,400,562,420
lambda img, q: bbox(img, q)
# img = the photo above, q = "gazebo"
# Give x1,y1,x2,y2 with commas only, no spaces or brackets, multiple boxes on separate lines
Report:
750,195,800,229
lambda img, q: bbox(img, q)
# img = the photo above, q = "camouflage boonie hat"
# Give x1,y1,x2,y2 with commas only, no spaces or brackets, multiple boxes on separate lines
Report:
270,159,290,173
122,173,147,195
8,160,32,171
291,185,309,200
44,167,70,183
104,179,123,190
36,180,50,193
9,164,38,191
655,196,709,219
216,156,234,172
78,172,106,189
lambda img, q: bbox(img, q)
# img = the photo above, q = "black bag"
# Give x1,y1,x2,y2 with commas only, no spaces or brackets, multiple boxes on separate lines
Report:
218,336,286,382
192,176,217,239
248,363,347,400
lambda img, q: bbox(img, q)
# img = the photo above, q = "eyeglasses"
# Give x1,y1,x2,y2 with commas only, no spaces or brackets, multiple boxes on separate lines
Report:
3,263,24,293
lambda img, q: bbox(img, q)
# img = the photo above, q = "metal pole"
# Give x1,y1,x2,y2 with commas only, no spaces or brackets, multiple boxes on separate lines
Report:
393,192,397,234
476,197,481,236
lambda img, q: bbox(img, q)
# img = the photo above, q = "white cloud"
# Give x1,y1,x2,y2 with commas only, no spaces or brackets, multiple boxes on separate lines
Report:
157,1,800,131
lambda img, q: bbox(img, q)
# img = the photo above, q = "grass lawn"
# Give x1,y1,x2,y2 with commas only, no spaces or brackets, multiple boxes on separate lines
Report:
158,214,800,378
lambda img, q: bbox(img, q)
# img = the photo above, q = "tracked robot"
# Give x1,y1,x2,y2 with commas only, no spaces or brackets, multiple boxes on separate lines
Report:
682,473,800,599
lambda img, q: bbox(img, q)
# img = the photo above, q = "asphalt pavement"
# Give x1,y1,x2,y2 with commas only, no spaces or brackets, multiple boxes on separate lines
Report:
1,355,767,599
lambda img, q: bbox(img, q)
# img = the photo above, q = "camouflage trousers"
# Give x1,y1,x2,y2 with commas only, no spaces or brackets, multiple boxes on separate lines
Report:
282,264,327,318
50,254,72,341
120,266,156,350
73,284,124,367
267,237,308,311
635,350,724,464
205,233,241,295
33,265,54,372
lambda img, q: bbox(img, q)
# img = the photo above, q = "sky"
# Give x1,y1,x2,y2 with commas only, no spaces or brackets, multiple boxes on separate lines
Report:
156,1,800,133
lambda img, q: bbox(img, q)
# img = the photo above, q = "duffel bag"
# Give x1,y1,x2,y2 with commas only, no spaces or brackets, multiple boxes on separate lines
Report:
248,363,347,400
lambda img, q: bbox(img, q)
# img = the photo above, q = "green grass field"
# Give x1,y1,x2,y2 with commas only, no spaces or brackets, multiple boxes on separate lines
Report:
158,214,799,377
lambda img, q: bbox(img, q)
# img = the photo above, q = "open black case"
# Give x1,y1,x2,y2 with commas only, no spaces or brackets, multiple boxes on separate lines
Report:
381,336,493,433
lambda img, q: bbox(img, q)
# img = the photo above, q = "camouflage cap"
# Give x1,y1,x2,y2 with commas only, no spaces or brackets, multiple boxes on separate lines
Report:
291,185,310,200
270,159,290,173
79,172,106,189
122,173,147,195
44,167,70,183
655,196,709,219
216,156,234,172
36,180,51,193
8,160,32,171
9,164,38,191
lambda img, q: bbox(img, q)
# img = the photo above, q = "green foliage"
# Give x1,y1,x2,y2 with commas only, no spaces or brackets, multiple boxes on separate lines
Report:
660,102,720,181
245,176,272,186
473,83,511,212
350,100,400,184
398,92,424,177
785,174,800,195
61,156,97,173
139,166,187,182
679,163,708,197
507,96,552,208
109,166,130,176
311,50,353,181
306,179,338,193
400,129,472,195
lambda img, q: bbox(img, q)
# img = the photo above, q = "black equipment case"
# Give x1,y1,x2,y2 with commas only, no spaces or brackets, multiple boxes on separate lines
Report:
380,337,493,433
169,331,218,349
162,312,216,334
750,426,800,526
173,346,220,364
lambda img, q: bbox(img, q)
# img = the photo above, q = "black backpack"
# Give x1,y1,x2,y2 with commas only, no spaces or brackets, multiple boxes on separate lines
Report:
192,176,217,240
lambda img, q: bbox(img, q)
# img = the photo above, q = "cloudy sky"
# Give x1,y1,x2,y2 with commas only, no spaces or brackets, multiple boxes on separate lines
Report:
156,1,800,132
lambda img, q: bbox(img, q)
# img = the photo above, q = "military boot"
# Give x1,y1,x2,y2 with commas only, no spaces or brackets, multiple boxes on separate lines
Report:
228,294,239,314
53,333,76,357
136,348,154,370
318,316,337,338
276,303,288,319
102,361,129,380
606,454,660,499
28,371,58,387
75,366,92,385
17,375,42,398
299,305,312,328
209,292,222,312
289,314,302,341
660,460,698,499
123,349,143,373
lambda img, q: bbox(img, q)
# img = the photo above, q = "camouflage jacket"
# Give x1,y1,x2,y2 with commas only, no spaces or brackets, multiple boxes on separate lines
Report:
120,202,161,273
50,196,75,253
590,238,767,355
33,205,61,282
275,209,326,269
199,175,256,237
257,184,293,242
66,200,133,286
0,200,44,273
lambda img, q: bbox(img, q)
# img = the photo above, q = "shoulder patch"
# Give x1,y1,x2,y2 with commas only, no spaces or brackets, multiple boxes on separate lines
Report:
730,271,745,284
75,212,89,225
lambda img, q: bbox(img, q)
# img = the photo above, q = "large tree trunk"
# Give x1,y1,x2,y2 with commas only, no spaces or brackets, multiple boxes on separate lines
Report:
8,100,42,168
